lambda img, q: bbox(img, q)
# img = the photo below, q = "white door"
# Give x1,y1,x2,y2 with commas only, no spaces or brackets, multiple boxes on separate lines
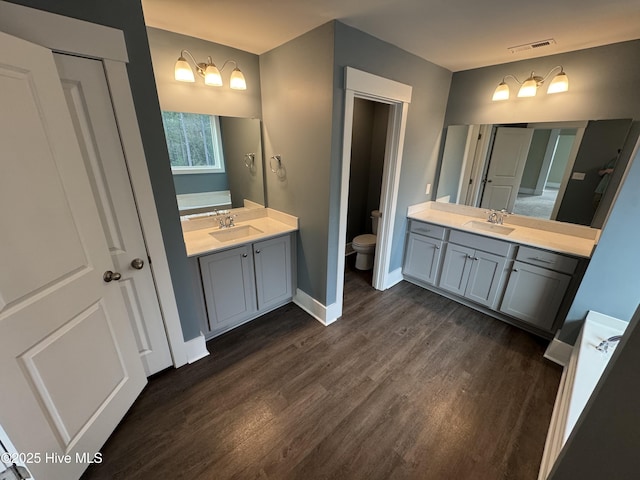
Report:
54,53,172,376
480,127,534,211
0,31,146,480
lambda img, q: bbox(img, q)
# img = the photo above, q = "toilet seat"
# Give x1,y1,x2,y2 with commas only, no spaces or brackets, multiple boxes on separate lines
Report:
352,234,376,248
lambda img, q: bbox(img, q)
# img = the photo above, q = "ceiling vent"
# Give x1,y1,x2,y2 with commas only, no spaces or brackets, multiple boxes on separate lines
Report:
508,39,556,54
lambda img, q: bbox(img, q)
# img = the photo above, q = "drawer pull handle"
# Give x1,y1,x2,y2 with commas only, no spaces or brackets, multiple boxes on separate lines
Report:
435,245,440,250
528,256,553,264
242,253,248,258
513,268,519,272
255,249,261,254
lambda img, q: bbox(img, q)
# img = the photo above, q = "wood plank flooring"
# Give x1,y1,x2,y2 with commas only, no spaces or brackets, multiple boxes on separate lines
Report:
81,264,561,480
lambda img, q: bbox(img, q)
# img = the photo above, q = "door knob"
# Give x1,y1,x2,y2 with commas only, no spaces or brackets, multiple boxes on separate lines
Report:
130,258,145,270
103,270,122,282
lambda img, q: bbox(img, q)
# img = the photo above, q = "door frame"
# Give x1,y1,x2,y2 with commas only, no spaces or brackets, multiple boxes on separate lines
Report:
332,67,411,321
0,1,188,367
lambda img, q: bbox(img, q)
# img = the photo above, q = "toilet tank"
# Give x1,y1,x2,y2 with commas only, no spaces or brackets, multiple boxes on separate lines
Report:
371,210,381,235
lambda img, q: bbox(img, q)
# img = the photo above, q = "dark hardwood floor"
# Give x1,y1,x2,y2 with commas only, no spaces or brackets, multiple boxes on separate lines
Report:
82,260,561,480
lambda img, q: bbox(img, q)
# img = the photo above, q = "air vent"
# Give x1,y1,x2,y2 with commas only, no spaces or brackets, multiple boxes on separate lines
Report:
508,38,556,54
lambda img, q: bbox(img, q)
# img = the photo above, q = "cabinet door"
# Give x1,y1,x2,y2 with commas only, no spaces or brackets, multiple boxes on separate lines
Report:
199,245,257,332
403,233,443,285
500,261,571,330
465,250,508,308
254,234,293,311
438,243,474,296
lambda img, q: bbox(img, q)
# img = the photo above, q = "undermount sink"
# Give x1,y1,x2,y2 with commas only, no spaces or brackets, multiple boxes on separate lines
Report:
209,225,263,242
463,220,515,236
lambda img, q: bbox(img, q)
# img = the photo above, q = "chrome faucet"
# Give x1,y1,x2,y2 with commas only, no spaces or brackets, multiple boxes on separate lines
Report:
218,214,236,229
487,209,509,225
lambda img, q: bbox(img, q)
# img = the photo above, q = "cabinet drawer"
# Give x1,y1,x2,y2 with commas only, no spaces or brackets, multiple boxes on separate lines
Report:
449,229,511,257
409,220,446,240
516,246,578,274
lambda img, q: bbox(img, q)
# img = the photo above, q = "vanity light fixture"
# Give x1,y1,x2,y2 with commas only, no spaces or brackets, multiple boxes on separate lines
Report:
174,49,247,90
492,65,568,101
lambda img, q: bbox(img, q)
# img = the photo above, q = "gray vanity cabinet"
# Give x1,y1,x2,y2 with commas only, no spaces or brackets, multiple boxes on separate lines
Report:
199,233,294,337
439,240,509,309
199,244,258,334
253,234,293,311
403,232,443,285
499,246,574,331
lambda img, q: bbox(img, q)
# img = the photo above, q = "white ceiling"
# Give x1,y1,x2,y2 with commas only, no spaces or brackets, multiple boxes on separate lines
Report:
141,0,640,72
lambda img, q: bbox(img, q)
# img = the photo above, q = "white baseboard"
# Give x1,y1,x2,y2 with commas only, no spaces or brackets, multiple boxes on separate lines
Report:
184,333,210,364
384,267,404,289
544,336,573,366
293,288,340,326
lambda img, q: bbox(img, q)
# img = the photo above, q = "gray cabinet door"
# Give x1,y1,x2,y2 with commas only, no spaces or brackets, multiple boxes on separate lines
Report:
254,234,293,311
199,244,257,333
439,243,474,296
403,233,443,285
465,250,508,308
500,261,571,330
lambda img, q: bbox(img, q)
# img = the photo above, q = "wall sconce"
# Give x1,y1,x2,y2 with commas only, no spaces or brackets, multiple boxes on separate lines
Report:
492,65,568,101
174,49,247,90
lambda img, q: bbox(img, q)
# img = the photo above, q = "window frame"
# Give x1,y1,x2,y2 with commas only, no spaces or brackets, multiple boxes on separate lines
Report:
162,111,226,175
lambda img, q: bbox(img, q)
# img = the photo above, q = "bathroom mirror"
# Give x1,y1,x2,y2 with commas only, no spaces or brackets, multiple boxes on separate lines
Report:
162,112,265,214
435,119,637,228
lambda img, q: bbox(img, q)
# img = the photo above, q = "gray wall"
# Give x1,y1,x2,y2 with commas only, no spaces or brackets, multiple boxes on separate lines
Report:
220,117,265,208
331,21,452,303
260,22,336,303
445,40,640,126
3,0,205,340
173,172,228,195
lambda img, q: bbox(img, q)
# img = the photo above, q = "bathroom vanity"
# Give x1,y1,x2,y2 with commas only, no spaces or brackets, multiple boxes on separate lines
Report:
182,206,298,339
402,202,600,337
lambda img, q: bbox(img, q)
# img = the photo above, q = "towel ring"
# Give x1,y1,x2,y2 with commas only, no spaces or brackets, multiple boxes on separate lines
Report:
244,153,255,168
269,155,285,177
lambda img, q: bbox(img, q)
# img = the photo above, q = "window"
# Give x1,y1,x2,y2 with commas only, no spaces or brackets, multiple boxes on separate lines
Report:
161,111,226,174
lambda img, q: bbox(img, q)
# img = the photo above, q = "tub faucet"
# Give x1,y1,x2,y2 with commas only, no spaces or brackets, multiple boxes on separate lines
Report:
596,335,623,353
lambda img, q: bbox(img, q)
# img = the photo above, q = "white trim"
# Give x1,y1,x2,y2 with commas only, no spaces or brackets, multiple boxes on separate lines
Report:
293,289,339,326
550,127,586,220
344,67,412,102
1,424,34,478
103,60,188,368
544,336,573,366
335,67,412,321
0,3,188,369
185,334,210,364
0,1,127,62
385,267,404,289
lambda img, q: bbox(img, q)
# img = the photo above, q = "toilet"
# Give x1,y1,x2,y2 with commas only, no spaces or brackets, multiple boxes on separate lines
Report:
352,210,381,270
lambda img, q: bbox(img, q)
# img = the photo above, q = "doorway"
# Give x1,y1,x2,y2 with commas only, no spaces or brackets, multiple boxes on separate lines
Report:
332,67,412,323
345,98,389,285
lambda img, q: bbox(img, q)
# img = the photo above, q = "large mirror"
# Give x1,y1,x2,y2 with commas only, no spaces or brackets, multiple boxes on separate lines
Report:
435,119,638,228
161,111,265,214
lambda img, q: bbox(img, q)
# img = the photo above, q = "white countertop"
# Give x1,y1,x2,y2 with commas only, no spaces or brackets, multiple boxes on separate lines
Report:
407,202,600,258
182,207,298,257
